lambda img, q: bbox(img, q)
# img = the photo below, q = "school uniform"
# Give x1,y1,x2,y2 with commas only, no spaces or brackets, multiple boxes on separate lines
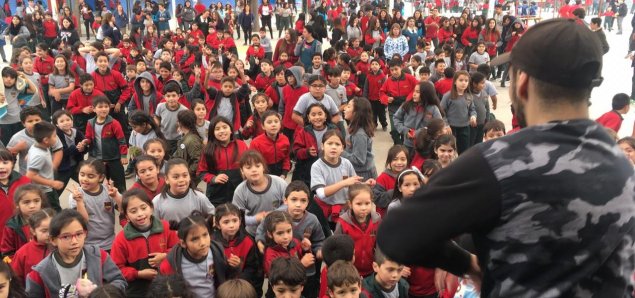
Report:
85,115,128,193
8,129,64,177
470,90,491,146
205,84,250,130
232,175,287,235
362,274,410,298
173,132,203,183
263,238,305,276
380,72,418,144
197,139,248,206
240,113,265,140
364,70,388,129
152,189,216,226
27,145,61,212
66,88,105,129
341,130,377,180
440,93,477,154
0,83,28,145
68,185,117,251
130,177,165,203
26,245,127,297
393,103,442,149
11,239,50,286
57,128,86,196
212,228,263,295
91,68,131,139
373,170,398,218
279,66,308,140
264,82,286,111
254,72,276,92
129,71,163,116
155,103,189,154
251,133,291,176
596,110,623,132
110,217,178,297
0,215,30,258
311,157,356,223
334,209,381,277
0,172,29,242
159,242,232,298
292,123,337,187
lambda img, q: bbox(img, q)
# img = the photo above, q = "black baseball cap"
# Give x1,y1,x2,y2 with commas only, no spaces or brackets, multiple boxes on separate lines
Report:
491,18,603,88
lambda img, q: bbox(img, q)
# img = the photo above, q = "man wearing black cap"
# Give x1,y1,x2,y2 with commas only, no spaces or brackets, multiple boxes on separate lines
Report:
377,18,635,297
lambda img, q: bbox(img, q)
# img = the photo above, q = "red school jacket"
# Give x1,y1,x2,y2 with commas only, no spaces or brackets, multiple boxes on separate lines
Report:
84,116,128,160
110,218,178,296
364,70,386,101
263,238,305,276
11,239,50,286
0,215,31,257
249,133,291,175
42,19,58,38
92,69,131,105
254,72,276,92
240,113,265,140
212,229,261,283
379,73,418,105
596,110,623,132
364,31,386,46
264,82,286,107
34,55,54,85
66,89,106,115
347,46,364,59
197,140,248,184
0,172,30,243
281,85,309,131
461,27,480,47
334,210,381,277
246,46,265,61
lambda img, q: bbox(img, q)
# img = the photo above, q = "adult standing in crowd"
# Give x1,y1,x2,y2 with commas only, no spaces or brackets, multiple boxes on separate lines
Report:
295,26,322,72
258,0,274,39
177,0,196,30
378,18,635,297
273,28,299,64
113,4,128,34
239,5,255,46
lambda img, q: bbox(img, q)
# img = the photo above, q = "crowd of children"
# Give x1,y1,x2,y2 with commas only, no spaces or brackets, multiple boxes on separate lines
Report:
0,0,630,297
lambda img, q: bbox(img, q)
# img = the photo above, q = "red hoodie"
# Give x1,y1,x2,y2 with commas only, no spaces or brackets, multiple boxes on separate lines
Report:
408,267,437,296
246,46,265,61
11,239,49,286
364,70,386,102
264,82,286,107
347,46,364,59
197,140,248,183
249,133,291,175
281,85,308,131
212,229,261,283
263,238,305,276
0,173,30,243
334,210,381,277
110,218,178,296
240,113,265,139
67,89,106,115
424,15,440,39
461,27,480,47
364,31,386,47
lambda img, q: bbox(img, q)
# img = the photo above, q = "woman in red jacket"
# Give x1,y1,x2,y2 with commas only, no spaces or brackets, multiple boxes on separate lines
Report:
500,20,525,87
364,17,386,50
273,29,299,64
197,116,247,206
110,189,179,297
438,17,454,45
461,18,481,56
480,18,501,62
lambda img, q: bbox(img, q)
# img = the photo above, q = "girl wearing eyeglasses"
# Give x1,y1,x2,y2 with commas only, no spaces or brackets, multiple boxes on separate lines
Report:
26,209,126,297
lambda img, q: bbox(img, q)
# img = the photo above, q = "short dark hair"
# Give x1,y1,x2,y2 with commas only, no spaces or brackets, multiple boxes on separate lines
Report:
49,209,88,238
388,59,402,68
443,67,455,79
1,67,17,79
374,248,397,266
572,7,585,18
159,61,172,71
322,234,355,266
92,95,111,107
220,77,235,85
612,93,630,110
312,52,323,59
284,180,310,198
327,66,343,77
52,110,73,125
327,261,361,290
435,58,446,66
79,73,94,85
260,58,273,66
483,119,506,134
163,81,183,95
476,64,492,77
591,17,602,26
20,106,42,123
269,257,307,287
32,121,56,142
419,66,431,75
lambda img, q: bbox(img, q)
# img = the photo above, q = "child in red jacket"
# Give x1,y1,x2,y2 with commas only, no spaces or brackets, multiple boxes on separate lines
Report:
11,208,54,287
246,35,266,62
240,93,269,140
263,66,287,110
110,189,178,297
249,111,291,178
67,74,106,131
262,211,312,277
42,13,58,45
84,96,128,193
372,145,409,218
363,59,387,130
334,184,381,277
380,59,418,144
341,67,361,101
197,117,249,206
91,52,131,139
280,66,308,143
204,75,250,129
596,93,630,133
1,185,46,258
253,59,275,92
212,203,263,297
0,150,30,246
272,52,294,69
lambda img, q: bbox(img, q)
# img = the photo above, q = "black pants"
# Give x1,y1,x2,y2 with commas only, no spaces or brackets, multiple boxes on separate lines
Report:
57,165,79,197
261,15,273,38
110,109,130,146
469,124,484,146
104,159,127,193
388,102,403,145
451,126,470,155
242,26,252,44
84,20,92,39
50,99,68,118
46,191,61,212
0,122,23,147
370,100,388,128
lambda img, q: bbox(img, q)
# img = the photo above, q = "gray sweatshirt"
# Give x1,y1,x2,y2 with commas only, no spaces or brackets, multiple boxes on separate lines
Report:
393,104,442,148
232,175,288,236
341,129,376,174
255,205,325,255
440,93,477,127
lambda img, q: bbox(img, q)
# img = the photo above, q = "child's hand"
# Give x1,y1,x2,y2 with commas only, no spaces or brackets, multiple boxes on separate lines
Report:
227,254,241,267
280,174,286,179
51,180,65,190
82,106,94,114
365,178,376,187
244,119,254,128
255,211,268,222
137,268,158,280
214,174,229,184
401,266,412,278
257,241,265,254
121,158,128,166
301,237,311,251
300,252,315,268
107,179,119,197
148,252,166,267
115,102,122,113
13,140,28,152
308,147,317,157
193,65,202,77
469,116,477,127
387,97,394,103
343,176,363,186
71,184,84,203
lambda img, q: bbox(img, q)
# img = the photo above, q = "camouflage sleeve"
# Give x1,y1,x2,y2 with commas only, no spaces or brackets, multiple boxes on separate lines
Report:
377,148,502,276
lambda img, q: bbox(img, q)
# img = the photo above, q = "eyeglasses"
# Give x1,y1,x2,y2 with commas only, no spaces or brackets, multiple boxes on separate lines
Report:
57,230,87,242
310,84,325,88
